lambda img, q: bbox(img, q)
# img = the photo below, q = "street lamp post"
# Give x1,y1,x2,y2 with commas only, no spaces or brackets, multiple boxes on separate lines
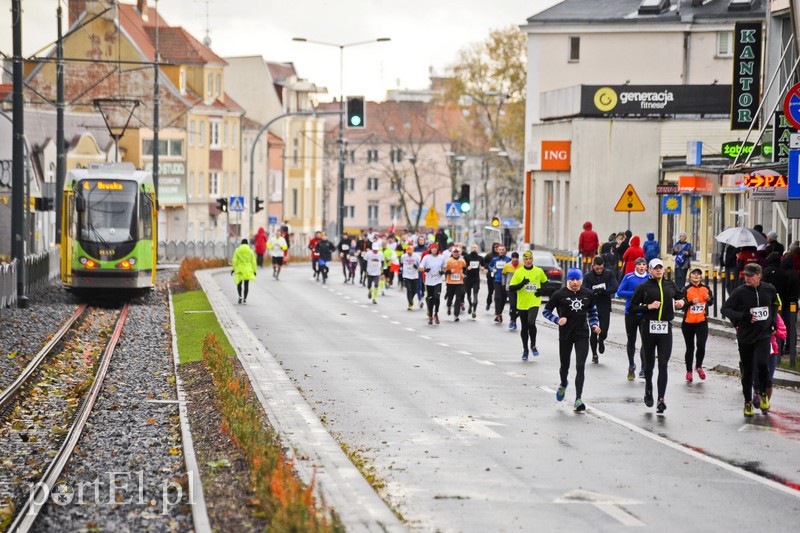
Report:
292,37,389,237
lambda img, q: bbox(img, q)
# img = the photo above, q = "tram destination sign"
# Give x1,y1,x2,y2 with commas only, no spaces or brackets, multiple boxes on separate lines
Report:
580,85,731,117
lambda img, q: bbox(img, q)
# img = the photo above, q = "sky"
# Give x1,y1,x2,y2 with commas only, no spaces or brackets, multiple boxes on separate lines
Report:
0,0,561,101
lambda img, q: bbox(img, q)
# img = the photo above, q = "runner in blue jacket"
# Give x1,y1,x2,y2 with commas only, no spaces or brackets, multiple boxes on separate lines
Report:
616,257,650,380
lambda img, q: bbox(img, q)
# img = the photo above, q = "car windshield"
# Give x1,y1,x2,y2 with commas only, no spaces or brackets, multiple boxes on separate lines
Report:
78,179,137,244
533,252,558,268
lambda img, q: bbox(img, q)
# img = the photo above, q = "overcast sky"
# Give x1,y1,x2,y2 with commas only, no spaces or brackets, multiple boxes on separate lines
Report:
1,0,560,101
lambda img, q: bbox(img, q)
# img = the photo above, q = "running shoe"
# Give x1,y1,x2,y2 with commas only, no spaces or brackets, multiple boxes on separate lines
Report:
243,299,247,304
454,317,460,322
753,394,761,409
238,297,242,304
686,371,693,383
743,402,754,417
447,306,452,316
372,299,377,305
556,383,567,402
508,322,516,330
644,388,654,408
598,341,605,354
591,354,599,364
420,301,424,309
494,315,501,323
531,347,539,357
434,314,440,324
696,366,706,380
627,365,635,381
428,315,433,325
486,302,491,311
522,350,529,361
574,399,586,412
760,394,770,412
472,311,477,319
407,305,413,311
381,291,386,296
368,289,372,299
656,398,666,413
638,369,645,378
497,315,503,323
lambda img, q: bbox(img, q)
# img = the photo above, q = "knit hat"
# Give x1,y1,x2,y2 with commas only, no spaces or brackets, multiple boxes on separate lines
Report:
566,267,583,281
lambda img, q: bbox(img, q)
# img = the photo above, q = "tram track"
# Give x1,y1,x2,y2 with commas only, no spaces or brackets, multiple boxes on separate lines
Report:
0,304,129,532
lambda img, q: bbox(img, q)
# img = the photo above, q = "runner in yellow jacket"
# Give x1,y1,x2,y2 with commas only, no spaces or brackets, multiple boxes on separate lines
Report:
232,238,257,304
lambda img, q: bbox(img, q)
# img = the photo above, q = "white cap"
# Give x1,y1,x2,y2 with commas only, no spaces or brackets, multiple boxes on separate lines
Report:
372,243,380,251
648,258,664,268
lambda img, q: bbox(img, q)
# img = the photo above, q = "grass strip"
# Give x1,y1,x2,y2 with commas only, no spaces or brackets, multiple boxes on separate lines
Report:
173,290,234,364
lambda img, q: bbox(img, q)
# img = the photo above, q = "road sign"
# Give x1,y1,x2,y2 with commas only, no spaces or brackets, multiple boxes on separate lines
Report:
445,203,461,218
501,218,515,228
424,206,439,229
783,83,800,130
614,184,645,212
789,149,800,199
229,196,245,212
662,195,682,215
268,215,278,225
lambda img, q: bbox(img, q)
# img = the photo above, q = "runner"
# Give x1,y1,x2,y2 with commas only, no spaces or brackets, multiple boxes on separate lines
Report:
400,245,421,310
629,258,686,414
542,268,601,412
681,267,714,382
463,244,483,319
483,243,500,311
721,263,779,416
502,252,521,330
616,257,649,380
363,243,384,304
337,232,353,282
444,247,467,321
419,244,446,325
314,232,337,285
509,250,549,360
356,232,371,285
308,231,321,281
231,238,256,304
268,231,289,280
488,245,511,323
582,256,618,364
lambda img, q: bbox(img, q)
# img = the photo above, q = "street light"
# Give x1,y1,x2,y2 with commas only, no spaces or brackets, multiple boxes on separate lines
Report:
292,36,390,237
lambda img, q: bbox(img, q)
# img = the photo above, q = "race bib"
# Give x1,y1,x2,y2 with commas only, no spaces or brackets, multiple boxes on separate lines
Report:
450,273,461,281
689,303,705,314
592,283,606,291
525,283,538,293
751,306,769,321
470,261,480,269
341,244,350,251
649,320,669,334
495,261,506,270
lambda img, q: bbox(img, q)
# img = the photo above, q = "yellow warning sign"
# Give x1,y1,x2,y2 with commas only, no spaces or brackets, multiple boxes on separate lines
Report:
614,184,645,212
424,206,440,229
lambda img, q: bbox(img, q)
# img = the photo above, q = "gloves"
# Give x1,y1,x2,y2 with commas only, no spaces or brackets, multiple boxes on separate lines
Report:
593,289,603,297
425,268,431,273
231,270,234,276
445,270,451,276
534,289,541,297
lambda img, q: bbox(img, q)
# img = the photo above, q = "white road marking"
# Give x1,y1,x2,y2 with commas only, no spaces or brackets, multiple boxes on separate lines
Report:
381,315,389,319
504,371,527,378
468,357,495,366
554,490,644,528
390,321,401,325
419,335,432,340
433,415,505,440
458,350,471,355
437,343,450,347
405,328,415,332
537,386,800,501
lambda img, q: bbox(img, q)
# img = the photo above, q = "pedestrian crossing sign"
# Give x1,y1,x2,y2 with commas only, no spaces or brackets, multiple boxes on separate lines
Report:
614,184,645,212
445,203,461,218
229,196,245,212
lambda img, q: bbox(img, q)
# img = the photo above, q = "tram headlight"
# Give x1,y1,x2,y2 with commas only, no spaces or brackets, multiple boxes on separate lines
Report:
116,260,132,269
84,259,97,269
128,257,136,265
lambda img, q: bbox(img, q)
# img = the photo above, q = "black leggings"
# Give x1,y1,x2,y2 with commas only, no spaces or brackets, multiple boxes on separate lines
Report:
494,282,507,315
590,309,610,355
404,278,418,306
445,284,465,317
559,336,589,399
738,338,771,402
426,284,442,316
625,314,644,367
485,274,494,306
682,321,708,371
517,307,540,350
640,322,673,399
236,280,249,299
464,279,480,310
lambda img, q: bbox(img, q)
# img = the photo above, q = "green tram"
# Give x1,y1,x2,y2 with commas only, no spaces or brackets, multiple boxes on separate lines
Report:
61,163,157,290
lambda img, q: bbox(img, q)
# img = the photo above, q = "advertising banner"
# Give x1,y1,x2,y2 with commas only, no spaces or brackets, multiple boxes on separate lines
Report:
580,85,731,117
731,21,762,130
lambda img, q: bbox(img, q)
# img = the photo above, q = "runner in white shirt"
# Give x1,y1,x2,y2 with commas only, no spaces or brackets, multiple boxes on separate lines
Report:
419,244,447,324
400,245,421,310
363,243,384,304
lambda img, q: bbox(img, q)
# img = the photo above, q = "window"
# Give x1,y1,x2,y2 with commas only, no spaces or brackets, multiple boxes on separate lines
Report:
207,73,213,97
367,204,379,222
216,73,221,97
569,36,580,62
348,150,355,164
717,31,733,57
209,171,219,197
210,120,221,149
189,120,195,146
367,177,379,191
390,205,403,219
344,205,355,218
390,148,403,162
243,136,248,162
292,189,298,217
232,123,237,147
179,69,186,94
367,149,379,162
144,139,183,157
345,178,355,191
292,137,299,165
170,139,183,157
390,177,402,192
199,172,204,197
223,122,228,147
188,171,194,198
199,121,205,147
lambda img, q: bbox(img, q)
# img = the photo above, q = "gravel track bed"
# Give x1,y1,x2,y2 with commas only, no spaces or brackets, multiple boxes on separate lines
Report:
33,283,193,532
0,284,79,392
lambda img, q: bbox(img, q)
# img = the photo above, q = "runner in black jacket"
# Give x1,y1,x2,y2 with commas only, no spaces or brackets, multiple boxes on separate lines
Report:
581,256,618,364
463,244,483,318
721,263,779,416
629,258,685,414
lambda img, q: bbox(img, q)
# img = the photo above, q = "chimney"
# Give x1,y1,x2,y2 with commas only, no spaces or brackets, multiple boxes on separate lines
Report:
68,0,88,26
137,0,149,22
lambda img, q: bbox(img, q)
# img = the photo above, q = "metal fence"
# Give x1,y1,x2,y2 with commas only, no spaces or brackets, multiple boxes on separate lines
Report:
0,248,60,308
158,240,312,263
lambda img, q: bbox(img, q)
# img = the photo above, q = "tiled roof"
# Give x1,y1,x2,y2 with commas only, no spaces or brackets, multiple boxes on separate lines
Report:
266,62,296,83
143,26,226,66
528,0,765,24
118,3,156,61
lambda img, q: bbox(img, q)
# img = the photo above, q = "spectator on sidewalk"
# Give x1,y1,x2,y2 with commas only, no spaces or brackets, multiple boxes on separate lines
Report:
672,232,692,287
622,236,645,275
643,232,660,263
578,221,600,265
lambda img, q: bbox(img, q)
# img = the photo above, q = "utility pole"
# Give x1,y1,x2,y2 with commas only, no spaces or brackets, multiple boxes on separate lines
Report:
55,4,65,245
11,0,27,307
153,0,160,210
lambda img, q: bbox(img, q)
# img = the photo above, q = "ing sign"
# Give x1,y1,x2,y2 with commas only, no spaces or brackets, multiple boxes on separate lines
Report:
541,141,571,170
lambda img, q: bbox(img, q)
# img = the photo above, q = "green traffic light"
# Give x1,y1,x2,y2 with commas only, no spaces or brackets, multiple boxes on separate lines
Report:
460,202,471,213
350,116,362,127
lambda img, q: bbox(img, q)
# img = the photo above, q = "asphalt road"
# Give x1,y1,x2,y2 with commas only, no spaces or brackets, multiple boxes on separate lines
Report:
216,264,800,532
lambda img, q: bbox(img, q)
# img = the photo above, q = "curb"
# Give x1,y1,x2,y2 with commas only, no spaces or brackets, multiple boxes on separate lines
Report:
712,364,800,388
168,288,212,533
196,268,406,533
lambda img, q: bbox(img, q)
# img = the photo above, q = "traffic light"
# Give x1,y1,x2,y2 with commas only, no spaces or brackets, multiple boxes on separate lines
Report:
346,96,365,128
458,184,471,213
254,197,264,213
34,196,54,211
491,217,500,228
216,197,228,213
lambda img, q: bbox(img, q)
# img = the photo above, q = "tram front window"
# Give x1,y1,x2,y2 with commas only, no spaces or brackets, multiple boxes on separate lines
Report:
78,180,137,244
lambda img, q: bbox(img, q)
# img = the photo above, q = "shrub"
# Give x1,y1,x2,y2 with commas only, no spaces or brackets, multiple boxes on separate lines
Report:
175,257,227,292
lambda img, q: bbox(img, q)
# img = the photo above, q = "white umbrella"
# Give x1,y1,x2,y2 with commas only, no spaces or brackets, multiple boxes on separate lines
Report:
714,227,767,248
